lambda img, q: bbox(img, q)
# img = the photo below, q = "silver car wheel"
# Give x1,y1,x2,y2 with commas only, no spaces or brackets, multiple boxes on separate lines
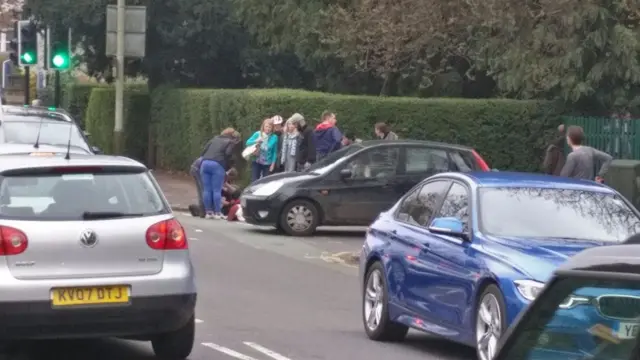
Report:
286,205,313,232
476,293,502,360
363,269,384,331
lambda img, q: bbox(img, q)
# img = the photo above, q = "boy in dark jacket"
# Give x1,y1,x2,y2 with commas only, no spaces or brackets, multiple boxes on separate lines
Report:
289,113,316,170
188,157,205,218
314,111,342,160
543,124,566,176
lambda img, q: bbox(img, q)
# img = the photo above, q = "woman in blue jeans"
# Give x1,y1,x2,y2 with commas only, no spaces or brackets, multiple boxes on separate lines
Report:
246,118,278,182
199,128,238,219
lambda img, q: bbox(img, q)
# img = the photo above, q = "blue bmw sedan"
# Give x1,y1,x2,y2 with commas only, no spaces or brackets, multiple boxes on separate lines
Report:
359,171,640,360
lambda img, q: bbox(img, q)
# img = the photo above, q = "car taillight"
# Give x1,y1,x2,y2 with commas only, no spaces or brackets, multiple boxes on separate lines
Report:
0,226,28,255
471,150,490,171
146,218,187,250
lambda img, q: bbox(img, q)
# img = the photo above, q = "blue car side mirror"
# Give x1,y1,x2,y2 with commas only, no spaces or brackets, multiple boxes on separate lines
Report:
429,217,467,240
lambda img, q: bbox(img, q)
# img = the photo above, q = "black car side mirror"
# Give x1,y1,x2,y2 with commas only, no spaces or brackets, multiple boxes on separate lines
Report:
339,168,352,179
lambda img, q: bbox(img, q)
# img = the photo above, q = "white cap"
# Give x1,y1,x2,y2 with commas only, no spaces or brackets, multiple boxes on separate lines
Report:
272,115,283,125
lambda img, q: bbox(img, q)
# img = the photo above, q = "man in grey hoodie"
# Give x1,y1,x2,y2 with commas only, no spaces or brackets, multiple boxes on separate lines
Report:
560,125,613,182
374,122,399,140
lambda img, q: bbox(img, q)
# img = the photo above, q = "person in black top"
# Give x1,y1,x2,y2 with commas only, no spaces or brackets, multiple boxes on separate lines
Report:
288,113,316,170
199,128,239,219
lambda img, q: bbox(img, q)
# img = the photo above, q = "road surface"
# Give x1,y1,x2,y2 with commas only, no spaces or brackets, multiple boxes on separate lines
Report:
0,214,476,360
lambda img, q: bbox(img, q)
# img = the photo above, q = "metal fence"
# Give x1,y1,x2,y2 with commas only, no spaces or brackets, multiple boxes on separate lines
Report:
563,116,640,159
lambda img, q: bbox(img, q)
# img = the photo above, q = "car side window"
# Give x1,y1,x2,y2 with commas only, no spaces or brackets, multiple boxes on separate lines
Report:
406,147,450,174
435,183,470,231
345,147,399,180
396,181,450,226
450,151,474,172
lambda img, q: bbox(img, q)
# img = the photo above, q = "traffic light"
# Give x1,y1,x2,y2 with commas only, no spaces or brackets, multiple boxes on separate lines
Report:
18,20,37,66
8,21,18,65
49,28,71,70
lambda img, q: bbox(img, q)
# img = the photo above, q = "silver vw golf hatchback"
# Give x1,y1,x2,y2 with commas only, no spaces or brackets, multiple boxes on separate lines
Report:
0,154,196,359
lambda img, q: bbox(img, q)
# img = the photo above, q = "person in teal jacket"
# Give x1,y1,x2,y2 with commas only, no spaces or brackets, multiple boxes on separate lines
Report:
246,118,279,182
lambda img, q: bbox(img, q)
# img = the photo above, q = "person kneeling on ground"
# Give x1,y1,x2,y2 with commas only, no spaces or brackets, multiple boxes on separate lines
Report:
222,169,245,221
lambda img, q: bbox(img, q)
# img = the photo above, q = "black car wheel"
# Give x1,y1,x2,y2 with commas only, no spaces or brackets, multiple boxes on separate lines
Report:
279,199,319,236
363,261,408,341
151,315,195,359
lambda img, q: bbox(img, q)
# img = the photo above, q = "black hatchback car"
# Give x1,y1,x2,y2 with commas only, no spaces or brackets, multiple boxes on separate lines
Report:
240,140,490,236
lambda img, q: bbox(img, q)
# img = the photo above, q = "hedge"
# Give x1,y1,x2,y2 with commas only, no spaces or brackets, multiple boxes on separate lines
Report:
150,88,560,173
84,87,150,163
61,84,108,129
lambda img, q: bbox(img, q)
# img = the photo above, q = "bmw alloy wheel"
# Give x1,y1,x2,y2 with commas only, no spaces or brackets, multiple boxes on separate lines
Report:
286,205,313,232
364,269,384,331
476,293,502,360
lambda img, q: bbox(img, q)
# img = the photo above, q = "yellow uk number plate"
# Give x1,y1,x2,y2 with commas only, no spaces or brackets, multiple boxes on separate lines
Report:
51,285,130,306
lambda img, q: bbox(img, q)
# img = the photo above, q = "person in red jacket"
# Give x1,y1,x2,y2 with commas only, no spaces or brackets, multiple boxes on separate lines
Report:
313,111,342,160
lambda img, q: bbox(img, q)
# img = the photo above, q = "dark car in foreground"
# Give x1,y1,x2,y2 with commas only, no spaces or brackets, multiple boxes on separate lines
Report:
240,140,490,236
0,105,100,154
494,244,640,360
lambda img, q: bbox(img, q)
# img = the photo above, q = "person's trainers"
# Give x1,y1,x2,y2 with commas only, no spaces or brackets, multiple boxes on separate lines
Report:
213,213,226,220
205,213,215,219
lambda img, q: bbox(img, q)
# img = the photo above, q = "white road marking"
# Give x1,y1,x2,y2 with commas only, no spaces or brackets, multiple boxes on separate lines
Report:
188,237,199,241
244,342,292,360
304,252,358,268
195,318,203,323
201,343,258,359
195,229,203,232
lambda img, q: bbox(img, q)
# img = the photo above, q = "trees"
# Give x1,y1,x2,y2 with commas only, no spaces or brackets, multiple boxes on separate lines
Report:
22,0,640,111
323,0,496,96
24,0,309,90
476,0,640,112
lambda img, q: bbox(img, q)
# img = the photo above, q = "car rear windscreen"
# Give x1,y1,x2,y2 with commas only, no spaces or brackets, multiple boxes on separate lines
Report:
2,119,88,150
0,170,168,220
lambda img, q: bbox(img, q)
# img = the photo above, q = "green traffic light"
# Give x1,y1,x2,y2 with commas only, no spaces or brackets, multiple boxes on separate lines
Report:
52,54,67,68
21,52,35,64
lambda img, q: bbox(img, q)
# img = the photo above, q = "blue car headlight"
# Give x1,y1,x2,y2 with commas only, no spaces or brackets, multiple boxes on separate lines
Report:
514,280,590,309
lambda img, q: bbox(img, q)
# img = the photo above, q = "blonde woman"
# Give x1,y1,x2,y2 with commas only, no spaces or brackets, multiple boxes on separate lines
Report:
245,118,278,182
280,119,301,172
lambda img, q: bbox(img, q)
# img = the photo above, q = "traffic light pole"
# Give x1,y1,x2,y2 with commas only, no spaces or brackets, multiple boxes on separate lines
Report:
113,0,125,155
54,70,61,108
24,66,29,105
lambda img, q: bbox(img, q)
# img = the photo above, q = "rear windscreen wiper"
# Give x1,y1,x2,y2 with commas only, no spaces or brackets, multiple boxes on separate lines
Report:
82,211,143,220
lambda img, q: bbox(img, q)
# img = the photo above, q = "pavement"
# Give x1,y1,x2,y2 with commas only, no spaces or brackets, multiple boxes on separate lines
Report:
153,170,198,212
0,213,476,359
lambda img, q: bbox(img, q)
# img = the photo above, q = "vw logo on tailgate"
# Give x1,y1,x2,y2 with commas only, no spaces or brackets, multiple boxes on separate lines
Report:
79,229,98,247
